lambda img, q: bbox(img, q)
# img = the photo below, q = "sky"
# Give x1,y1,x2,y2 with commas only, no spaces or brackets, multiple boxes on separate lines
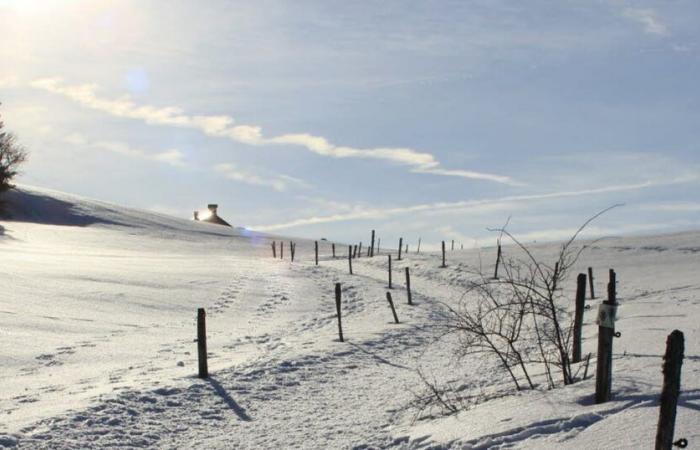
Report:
1,0,699,248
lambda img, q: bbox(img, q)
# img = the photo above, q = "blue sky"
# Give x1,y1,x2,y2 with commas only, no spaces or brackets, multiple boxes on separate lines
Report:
2,0,699,247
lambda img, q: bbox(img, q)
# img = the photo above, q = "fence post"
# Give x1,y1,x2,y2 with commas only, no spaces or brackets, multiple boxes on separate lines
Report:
595,269,617,404
197,308,208,379
353,245,357,259
386,292,399,324
588,267,595,299
440,241,447,268
335,283,344,342
494,243,502,279
405,267,412,305
291,242,295,262
405,244,409,254
398,238,403,260
370,230,375,257
451,240,454,251
655,330,685,450
272,241,276,258
348,246,353,274
377,238,381,255
280,241,284,259
417,237,421,254
388,255,392,288
332,243,336,258
358,242,362,259
572,273,587,363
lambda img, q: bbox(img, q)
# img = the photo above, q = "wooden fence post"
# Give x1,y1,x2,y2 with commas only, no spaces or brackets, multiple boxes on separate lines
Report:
353,245,357,259
348,246,353,274
197,308,208,379
370,230,375,257
315,241,319,266
405,267,412,305
280,241,284,259
272,241,276,258
398,238,403,260
417,237,421,254
388,255,392,288
588,267,595,299
655,330,685,450
494,243,502,279
440,241,447,268
386,292,399,324
405,245,409,254
451,240,454,251
358,242,362,259
291,242,295,262
595,269,617,404
335,283,344,342
332,243,336,259
377,238,381,255
572,273,587,363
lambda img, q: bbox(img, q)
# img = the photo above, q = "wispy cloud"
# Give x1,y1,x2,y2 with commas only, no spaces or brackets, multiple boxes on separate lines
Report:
30,78,518,185
213,163,309,192
64,133,186,167
639,201,700,212
623,8,668,35
251,177,697,231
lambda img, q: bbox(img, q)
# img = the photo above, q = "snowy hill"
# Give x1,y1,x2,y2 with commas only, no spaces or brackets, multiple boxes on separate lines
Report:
0,186,698,449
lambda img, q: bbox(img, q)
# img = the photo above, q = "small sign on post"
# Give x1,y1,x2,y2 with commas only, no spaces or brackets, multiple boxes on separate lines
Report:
596,303,617,329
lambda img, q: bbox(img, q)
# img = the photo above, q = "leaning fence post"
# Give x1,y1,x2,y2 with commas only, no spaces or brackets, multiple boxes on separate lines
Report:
348,246,353,274
440,241,447,268
272,241,276,258
398,237,403,260
595,269,618,404
494,243,502,279
335,283,344,342
197,308,208,379
572,273,587,363
386,292,399,324
353,245,357,259
370,230,375,257
332,243,336,258
358,242,362,259
655,330,686,450
588,267,595,299
405,267,412,305
388,255,392,288
315,241,319,266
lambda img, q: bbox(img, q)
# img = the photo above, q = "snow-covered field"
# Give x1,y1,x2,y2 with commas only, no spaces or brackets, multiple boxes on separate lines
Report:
1,185,698,449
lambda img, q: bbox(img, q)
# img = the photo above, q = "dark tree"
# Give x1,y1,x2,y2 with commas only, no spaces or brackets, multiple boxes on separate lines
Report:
0,103,28,212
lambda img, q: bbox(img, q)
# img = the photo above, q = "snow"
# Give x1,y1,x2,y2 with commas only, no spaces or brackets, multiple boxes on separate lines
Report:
1,185,699,449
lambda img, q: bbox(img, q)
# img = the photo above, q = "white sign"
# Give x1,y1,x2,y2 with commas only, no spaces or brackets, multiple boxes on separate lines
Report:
596,303,617,329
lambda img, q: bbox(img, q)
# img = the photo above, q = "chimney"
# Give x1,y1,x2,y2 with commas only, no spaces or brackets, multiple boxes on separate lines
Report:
193,211,199,221
207,204,218,215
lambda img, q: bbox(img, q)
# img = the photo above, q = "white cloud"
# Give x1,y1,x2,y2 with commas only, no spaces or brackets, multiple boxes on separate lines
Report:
213,163,308,192
63,133,186,167
623,8,668,35
30,78,518,185
250,176,696,231
639,201,700,212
